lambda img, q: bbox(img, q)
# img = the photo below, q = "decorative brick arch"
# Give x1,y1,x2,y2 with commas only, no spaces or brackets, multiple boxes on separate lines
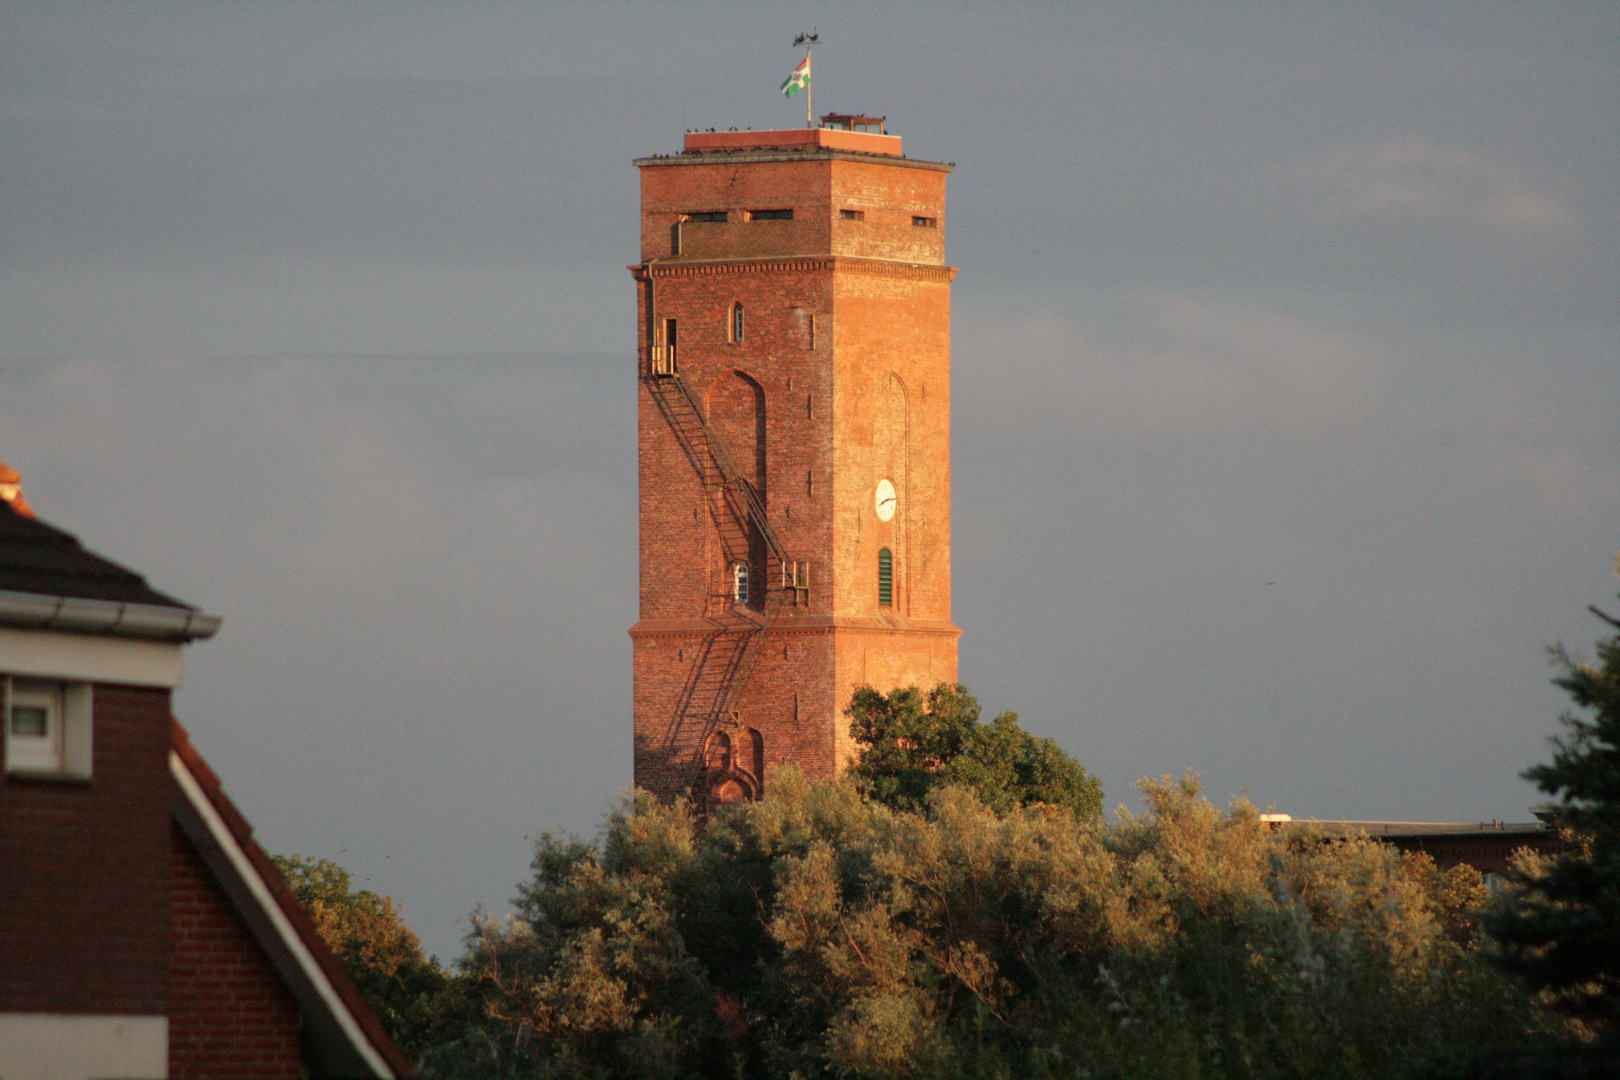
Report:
705,370,766,495
704,371,768,614
702,726,764,807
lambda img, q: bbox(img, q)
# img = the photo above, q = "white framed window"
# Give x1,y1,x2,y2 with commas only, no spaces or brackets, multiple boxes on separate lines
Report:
732,562,750,604
5,676,92,777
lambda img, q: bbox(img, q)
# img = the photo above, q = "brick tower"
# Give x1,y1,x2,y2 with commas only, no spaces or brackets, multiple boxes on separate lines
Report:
630,117,959,804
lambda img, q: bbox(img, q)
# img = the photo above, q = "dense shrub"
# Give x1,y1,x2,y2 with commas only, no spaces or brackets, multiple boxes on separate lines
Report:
450,772,1554,1079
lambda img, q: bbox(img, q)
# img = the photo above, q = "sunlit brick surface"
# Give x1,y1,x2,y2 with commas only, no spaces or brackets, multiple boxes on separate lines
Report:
631,136,960,803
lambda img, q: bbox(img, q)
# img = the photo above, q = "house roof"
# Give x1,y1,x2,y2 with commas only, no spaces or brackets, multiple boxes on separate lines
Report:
0,499,220,640
0,499,186,606
1262,817,1552,841
169,719,416,1079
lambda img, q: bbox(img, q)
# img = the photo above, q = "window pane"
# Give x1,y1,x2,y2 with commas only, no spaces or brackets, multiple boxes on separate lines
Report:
10,705,47,737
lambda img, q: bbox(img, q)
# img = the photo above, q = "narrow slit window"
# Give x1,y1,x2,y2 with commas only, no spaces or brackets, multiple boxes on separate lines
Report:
878,548,893,607
808,313,815,350
686,211,727,222
839,208,865,221
912,215,937,228
731,303,744,343
748,208,793,221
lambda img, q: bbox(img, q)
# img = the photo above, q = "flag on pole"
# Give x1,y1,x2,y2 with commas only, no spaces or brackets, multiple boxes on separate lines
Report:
781,55,811,97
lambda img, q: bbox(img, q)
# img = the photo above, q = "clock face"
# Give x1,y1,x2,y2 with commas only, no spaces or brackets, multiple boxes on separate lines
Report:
875,478,896,522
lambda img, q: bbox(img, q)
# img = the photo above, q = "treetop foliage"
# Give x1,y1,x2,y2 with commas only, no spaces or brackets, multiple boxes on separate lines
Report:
845,683,1104,820
443,770,1550,1079
273,853,462,1059
278,673,1608,1078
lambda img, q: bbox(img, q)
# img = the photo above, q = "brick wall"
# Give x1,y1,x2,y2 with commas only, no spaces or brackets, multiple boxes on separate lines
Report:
0,682,172,1013
168,818,305,1079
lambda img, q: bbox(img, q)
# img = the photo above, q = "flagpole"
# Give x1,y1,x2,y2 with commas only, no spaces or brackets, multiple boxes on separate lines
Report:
806,44,813,127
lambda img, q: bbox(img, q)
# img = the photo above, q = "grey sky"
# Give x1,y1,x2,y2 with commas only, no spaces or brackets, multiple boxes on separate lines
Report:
2,2,1615,963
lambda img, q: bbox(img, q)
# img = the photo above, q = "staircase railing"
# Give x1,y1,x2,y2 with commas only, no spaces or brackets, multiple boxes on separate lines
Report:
662,371,793,569
645,367,804,739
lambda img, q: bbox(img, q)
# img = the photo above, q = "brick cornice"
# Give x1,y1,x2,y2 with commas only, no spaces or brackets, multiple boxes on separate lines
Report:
634,148,954,173
630,257,957,284
630,616,961,639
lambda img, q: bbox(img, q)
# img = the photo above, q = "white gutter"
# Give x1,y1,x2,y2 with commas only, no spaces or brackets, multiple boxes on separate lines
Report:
0,588,220,642
170,751,395,1078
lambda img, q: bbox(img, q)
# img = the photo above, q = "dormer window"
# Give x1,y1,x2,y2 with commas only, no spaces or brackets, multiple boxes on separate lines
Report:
748,209,793,221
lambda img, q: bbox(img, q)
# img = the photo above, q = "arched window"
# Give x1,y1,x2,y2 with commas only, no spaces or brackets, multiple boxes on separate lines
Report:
733,561,750,604
877,548,893,607
731,302,745,343
705,731,733,772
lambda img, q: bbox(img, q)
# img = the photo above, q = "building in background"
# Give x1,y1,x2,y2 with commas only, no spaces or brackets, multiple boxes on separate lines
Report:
1260,814,1562,878
0,472,410,1080
630,116,961,805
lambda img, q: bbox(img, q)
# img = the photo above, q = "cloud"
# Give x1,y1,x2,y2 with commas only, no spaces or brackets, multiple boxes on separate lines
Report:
957,293,1393,442
1295,136,1576,237
956,291,1618,527
0,351,637,964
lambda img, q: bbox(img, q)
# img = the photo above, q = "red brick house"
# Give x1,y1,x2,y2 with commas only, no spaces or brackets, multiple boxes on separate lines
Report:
0,484,411,1079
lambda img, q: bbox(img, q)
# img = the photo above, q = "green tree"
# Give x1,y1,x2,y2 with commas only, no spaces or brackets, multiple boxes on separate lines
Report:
1484,605,1620,1044
846,683,1104,818
274,853,458,1058
457,794,725,1079
464,771,1551,1080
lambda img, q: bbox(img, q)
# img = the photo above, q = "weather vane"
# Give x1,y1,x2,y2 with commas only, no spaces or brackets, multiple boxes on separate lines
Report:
782,30,818,127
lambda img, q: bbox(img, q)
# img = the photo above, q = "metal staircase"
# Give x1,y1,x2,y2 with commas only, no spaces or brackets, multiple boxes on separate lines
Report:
646,364,809,755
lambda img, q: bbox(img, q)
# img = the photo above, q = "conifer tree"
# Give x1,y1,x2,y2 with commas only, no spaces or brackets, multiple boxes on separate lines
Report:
1485,601,1620,1044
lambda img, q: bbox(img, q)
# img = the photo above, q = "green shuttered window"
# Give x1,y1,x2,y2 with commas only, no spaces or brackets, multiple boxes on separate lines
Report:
878,548,893,607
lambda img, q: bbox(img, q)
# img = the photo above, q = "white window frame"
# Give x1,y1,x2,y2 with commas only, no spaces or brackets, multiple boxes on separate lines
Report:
5,676,92,777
